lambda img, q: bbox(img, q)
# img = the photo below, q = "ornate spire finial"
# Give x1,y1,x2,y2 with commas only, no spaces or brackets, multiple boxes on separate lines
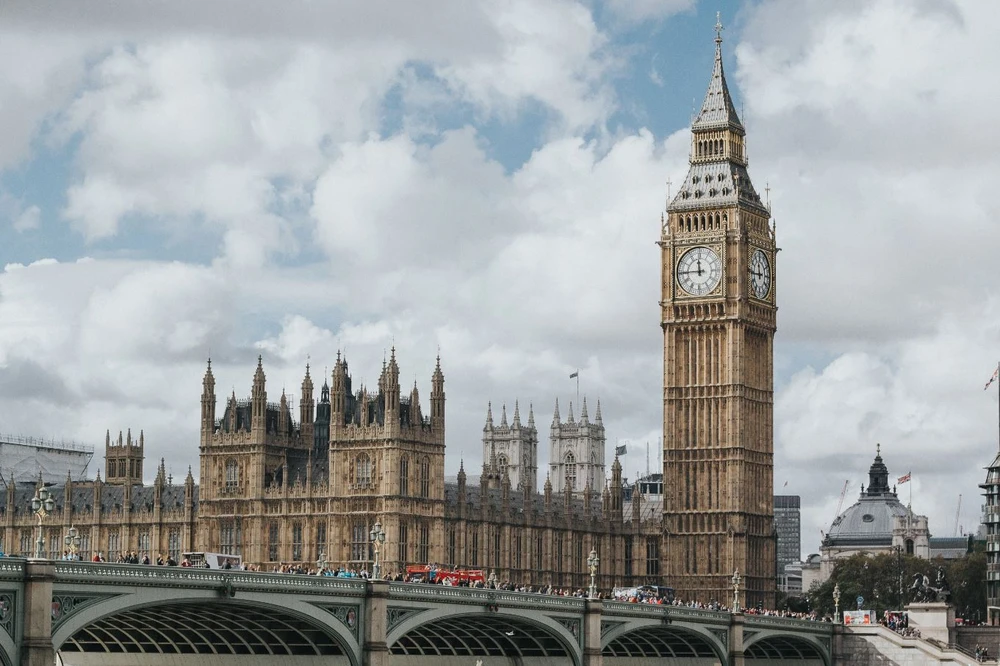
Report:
715,11,723,44
876,442,881,457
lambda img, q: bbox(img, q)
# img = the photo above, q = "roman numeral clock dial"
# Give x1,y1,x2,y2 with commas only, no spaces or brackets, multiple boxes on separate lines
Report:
749,248,771,299
676,246,722,297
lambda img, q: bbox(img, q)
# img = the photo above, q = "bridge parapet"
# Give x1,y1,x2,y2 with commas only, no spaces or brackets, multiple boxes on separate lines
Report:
387,582,586,611
53,561,369,596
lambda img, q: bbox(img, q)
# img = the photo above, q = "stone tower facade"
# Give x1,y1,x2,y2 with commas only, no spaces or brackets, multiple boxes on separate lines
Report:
660,19,777,607
482,401,539,493
105,428,144,486
548,398,606,496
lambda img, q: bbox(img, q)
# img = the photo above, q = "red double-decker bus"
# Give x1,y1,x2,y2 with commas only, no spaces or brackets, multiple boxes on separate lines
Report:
405,565,485,586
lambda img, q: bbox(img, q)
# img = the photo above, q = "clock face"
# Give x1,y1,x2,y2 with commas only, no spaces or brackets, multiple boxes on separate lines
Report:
676,246,722,297
749,249,771,299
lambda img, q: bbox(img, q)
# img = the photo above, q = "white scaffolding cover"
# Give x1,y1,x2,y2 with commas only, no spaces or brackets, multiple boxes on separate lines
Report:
0,434,94,484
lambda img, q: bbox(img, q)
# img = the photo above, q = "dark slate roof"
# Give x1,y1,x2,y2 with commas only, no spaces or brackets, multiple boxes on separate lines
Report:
824,495,909,546
444,482,607,524
691,34,743,133
668,161,766,214
0,481,198,516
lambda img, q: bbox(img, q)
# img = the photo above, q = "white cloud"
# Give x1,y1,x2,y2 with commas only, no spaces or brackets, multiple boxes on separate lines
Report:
601,0,695,24
12,205,40,232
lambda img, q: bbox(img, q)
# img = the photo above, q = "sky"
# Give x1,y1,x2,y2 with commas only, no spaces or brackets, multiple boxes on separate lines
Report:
1,0,998,560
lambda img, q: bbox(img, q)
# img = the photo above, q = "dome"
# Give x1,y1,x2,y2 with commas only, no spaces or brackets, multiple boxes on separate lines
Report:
825,495,909,546
823,445,908,547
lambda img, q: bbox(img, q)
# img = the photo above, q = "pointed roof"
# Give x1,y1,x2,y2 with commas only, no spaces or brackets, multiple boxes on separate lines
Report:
580,396,589,423
595,399,603,425
500,403,508,427
485,402,494,429
552,398,560,425
527,403,535,428
692,12,744,134
512,400,521,427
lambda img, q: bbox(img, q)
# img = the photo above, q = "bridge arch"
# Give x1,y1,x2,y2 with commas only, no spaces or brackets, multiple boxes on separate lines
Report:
602,621,729,666
744,632,829,666
388,608,582,666
52,591,360,666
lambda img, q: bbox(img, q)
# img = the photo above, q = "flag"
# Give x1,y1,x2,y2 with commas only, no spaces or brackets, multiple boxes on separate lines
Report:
897,472,911,485
782,481,788,488
986,366,999,390
615,444,627,456
569,371,579,379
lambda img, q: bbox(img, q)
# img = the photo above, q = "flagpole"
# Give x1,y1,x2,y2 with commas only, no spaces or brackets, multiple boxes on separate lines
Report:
996,360,999,452
576,371,580,407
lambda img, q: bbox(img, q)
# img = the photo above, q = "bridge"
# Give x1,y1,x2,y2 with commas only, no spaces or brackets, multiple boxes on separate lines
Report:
0,559,833,666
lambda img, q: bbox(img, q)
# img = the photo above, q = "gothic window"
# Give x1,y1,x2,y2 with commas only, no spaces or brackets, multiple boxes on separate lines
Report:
220,521,235,554
168,528,180,562
418,523,430,564
447,525,457,566
80,532,91,561
315,522,327,562
514,533,522,570
292,523,303,561
351,524,368,563
646,538,661,579
108,530,120,557
534,534,543,571
497,454,508,480
268,522,279,562
118,460,126,477
419,458,430,498
225,459,238,490
624,535,634,578
354,454,373,489
398,523,409,563
906,539,914,555
492,526,501,568
556,535,564,572
399,455,409,496
19,530,31,557
138,529,150,555
48,529,60,559
564,452,576,492
470,530,479,567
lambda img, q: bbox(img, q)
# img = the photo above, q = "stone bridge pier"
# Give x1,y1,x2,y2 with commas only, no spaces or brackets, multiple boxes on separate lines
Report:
0,559,834,666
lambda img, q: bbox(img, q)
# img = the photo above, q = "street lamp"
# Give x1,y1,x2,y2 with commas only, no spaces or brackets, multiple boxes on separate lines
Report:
833,583,841,622
369,520,385,580
63,526,82,560
488,570,498,589
29,483,55,559
587,548,600,600
732,570,742,612
316,551,328,575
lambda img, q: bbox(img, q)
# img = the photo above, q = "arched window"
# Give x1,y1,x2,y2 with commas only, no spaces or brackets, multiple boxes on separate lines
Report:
354,454,372,489
906,539,914,555
564,452,576,492
399,455,409,496
497,454,508,480
225,459,238,490
419,457,430,498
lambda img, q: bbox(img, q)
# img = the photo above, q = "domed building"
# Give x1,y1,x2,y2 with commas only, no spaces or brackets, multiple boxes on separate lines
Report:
802,446,930,589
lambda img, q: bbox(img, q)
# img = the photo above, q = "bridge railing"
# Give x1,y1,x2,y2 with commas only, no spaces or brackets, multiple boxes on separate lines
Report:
52,561,369,595
387,583,586,610
743,614,833,631
602,601,730,622
0,559,25,580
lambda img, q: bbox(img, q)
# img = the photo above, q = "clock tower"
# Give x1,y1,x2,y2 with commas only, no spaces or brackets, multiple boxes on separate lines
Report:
660,17,776,608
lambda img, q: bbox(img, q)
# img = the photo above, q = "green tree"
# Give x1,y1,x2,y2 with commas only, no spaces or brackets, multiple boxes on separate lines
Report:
806,549,986,621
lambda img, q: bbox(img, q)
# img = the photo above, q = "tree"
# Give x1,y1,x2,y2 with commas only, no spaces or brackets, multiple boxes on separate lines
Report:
806,549,986,621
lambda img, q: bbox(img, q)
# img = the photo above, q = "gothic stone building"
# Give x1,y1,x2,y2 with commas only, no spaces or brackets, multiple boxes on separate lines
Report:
1,353,662,592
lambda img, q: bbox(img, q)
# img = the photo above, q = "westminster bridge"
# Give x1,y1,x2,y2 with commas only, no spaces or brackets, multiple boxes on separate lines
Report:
0,559,834,666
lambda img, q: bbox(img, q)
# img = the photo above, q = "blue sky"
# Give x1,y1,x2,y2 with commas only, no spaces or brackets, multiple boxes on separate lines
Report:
1,0,998,557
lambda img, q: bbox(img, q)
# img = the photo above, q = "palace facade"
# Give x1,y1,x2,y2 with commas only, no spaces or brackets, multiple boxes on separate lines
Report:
0,353,661,593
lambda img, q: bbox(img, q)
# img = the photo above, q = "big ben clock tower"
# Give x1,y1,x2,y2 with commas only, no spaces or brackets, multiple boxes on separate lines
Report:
660,16,776,608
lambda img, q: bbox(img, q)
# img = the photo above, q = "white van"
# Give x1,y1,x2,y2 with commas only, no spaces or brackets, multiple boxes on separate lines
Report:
183,552,242,570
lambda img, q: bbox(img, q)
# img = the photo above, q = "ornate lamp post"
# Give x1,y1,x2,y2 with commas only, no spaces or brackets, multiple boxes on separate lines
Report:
316,552,328,574
587,548,600,600
30,483,55,559
63,526,82,560
488,570,498,589
369,520,385,580
731,569,742,612
833,583,841,622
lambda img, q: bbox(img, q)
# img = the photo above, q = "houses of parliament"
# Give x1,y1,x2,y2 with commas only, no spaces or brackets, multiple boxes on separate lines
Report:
0,23,777,606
